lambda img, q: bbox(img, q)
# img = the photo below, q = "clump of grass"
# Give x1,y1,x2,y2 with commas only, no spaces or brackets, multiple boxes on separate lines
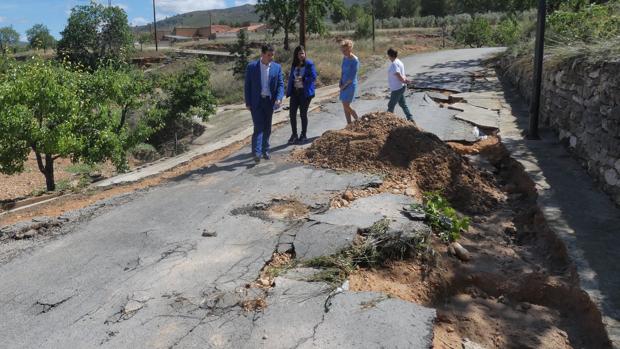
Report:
413,191,470,243
304,219,431,286
65,163,99,176
55,179,72,192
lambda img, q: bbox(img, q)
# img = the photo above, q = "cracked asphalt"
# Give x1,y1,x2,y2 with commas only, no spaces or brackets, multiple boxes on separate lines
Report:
0,48,503,348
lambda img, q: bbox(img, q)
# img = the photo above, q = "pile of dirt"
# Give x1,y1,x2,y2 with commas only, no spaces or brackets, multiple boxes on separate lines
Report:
297,112,504,214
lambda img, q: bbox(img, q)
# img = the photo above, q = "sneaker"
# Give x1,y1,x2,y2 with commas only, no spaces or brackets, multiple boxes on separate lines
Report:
297,135,308,145
262,152,271,160
253,154,261,163
287,134,298,145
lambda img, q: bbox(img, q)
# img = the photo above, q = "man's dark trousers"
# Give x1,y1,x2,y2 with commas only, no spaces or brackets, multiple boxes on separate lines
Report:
251,96,274,156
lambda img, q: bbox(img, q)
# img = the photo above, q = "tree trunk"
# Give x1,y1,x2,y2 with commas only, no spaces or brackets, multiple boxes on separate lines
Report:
44,154,55,191
33,148,55,191
284,28,290,51
116,106,129,133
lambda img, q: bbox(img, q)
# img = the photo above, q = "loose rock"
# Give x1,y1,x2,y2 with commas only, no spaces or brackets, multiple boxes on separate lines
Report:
451,242,471,261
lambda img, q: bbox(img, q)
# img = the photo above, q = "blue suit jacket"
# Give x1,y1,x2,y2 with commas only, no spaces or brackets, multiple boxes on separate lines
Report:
245,60,285,110
286,59,317,99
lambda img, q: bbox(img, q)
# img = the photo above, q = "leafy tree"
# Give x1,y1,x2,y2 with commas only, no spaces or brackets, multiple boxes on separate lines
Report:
421,0,454,16
26,24,56,53
355,13,374,39
136,32,152,51
374,0,399,19
230,29,252,78
397,0,422,17
330,2,348,23
306,0,345,36
255,0,297,50
255,0,343,50
348,4,367,23
0,27,19,55
0,59,149,191
57,2,133,69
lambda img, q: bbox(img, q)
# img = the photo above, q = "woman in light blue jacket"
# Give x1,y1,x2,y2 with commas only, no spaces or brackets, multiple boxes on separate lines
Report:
339,39,359,124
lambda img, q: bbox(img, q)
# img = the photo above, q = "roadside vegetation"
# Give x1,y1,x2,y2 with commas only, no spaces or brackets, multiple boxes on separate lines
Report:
0,2,217,193
499,0,620,65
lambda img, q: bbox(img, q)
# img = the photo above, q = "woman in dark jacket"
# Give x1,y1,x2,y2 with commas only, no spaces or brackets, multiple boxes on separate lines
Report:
286,45,317,144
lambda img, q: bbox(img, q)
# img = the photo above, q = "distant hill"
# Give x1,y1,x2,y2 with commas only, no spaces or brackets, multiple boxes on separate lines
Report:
135,4,260,31
134,1,370,31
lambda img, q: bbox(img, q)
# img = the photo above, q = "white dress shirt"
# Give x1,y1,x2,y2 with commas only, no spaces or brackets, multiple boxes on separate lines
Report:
260,61,271,97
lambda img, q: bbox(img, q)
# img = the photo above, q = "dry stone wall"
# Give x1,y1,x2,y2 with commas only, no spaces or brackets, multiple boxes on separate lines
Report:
500,56,620,205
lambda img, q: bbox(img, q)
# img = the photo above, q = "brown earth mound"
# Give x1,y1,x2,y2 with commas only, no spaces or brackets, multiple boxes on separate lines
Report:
298,112,504,214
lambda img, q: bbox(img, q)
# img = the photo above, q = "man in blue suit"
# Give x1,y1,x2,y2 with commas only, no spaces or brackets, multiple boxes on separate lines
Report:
245,44,285,163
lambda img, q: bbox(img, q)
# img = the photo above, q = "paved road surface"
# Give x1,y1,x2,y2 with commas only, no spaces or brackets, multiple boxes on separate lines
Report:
0,48,505,349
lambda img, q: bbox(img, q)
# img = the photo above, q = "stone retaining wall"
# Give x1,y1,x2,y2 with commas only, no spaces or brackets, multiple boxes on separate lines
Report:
500,56,620,206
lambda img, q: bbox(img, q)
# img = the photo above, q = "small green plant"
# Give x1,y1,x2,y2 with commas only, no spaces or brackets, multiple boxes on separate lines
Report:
414,191,470,243
55,179,73,192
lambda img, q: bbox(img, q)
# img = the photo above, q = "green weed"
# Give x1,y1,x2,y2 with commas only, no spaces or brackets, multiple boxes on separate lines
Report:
414,191,470,243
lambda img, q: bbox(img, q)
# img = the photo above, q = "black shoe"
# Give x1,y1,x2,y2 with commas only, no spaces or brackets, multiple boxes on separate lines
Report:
297,135,308,144
288,134,298,145
262,152,271,160
253,154,261,163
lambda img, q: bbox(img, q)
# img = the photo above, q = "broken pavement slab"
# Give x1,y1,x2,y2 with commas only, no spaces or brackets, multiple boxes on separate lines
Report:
449,103,500,130
293,221,360,261
215,277,436,349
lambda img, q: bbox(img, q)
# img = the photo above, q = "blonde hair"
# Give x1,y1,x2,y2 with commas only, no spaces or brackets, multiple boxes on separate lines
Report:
341,39,354,49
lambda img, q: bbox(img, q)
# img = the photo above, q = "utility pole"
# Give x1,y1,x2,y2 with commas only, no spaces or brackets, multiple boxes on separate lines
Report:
371,0,375,52
529,0,547,139
299,0,306,47
152,0,158,51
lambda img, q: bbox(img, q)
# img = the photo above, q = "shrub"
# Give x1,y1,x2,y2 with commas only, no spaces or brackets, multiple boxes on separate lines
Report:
130,143,159,162
355,14,374,39
454,16,494,48
493,18,522,46
548,2,620,44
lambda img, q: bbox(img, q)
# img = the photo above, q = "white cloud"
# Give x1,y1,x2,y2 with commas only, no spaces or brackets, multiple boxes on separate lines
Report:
234,0,256,5
115,3,129,11
0,16,6,23
131,17,149,26
155,0,228,15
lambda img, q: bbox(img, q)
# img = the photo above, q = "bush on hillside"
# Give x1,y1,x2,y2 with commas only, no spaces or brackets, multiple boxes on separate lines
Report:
454,16,494,47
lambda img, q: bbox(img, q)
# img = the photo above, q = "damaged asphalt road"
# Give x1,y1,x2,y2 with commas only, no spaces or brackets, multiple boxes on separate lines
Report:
0,48,504,349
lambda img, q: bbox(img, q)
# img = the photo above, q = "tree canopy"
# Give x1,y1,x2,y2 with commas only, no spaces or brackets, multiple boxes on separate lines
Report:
26,24,56,52
0,58,150,191
57,2,133,69
255,0,344,50
0,27,19,55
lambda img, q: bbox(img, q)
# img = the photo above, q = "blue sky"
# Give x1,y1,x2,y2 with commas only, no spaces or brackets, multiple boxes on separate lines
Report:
0,0,256,40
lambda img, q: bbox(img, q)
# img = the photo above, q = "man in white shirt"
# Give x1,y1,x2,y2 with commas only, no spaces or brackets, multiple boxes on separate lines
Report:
387,48,413,121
